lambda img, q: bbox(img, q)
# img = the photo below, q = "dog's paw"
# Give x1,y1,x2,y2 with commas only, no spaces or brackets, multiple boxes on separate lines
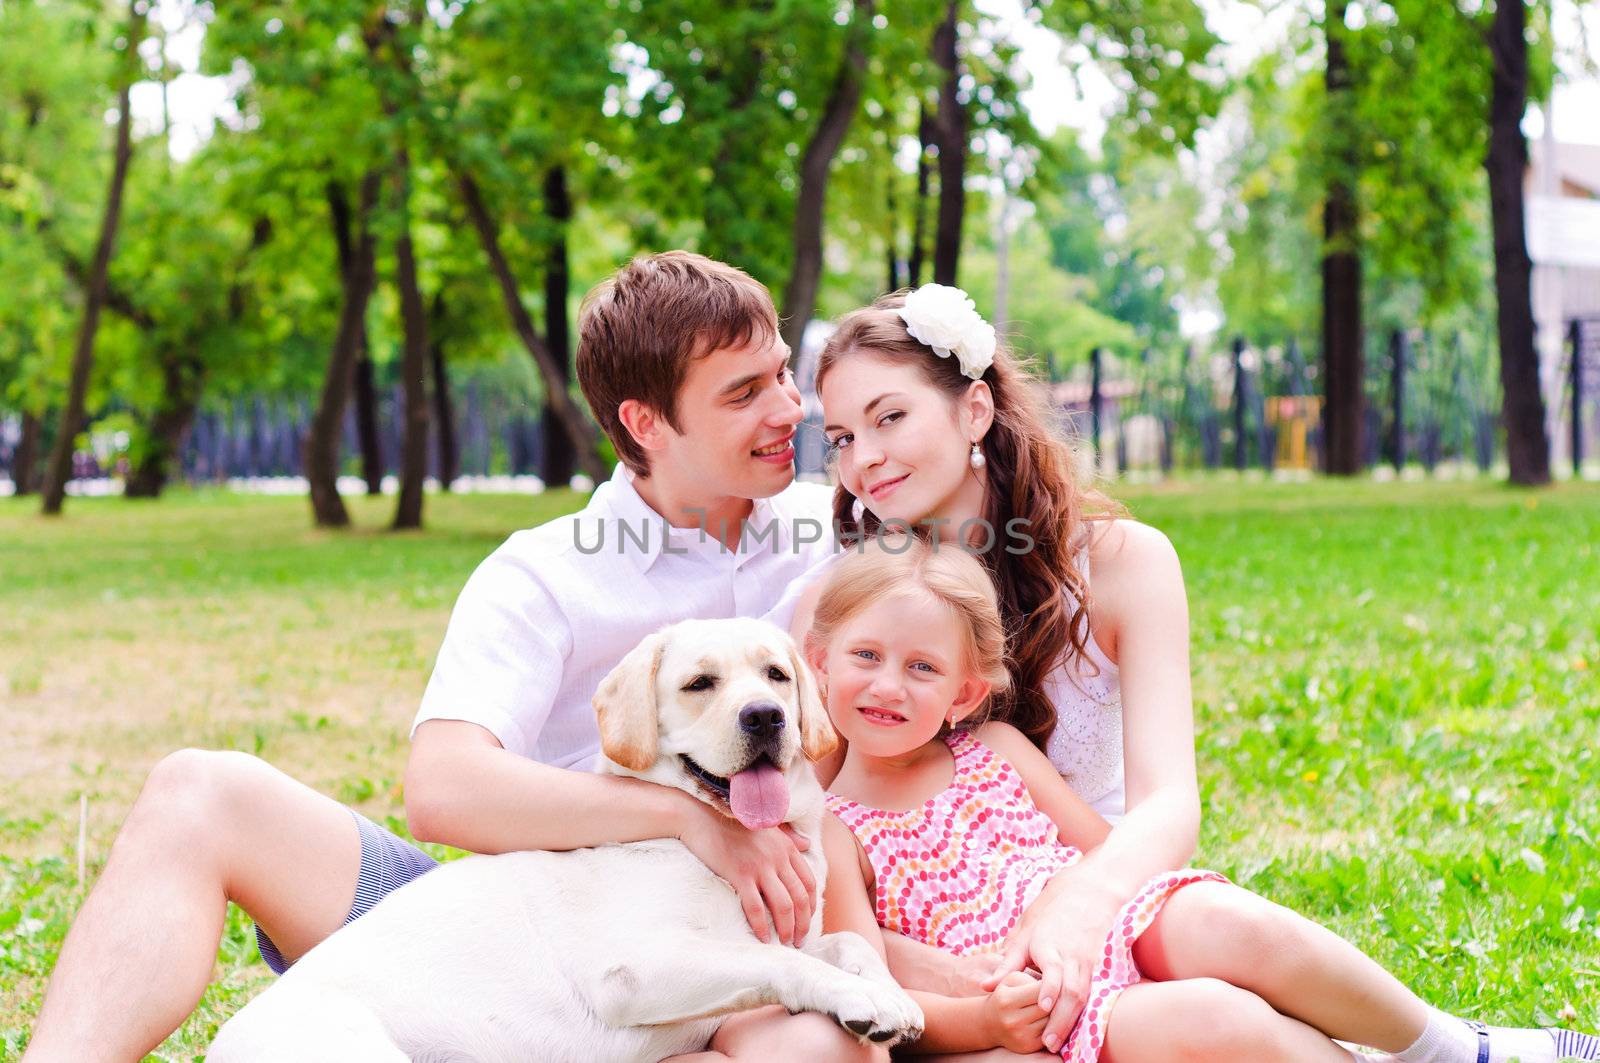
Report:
820,977,925,1048
807,930,885,978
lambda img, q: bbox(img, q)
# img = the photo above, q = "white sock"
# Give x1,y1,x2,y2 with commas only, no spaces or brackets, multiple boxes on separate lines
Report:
1394,1009,1561,1063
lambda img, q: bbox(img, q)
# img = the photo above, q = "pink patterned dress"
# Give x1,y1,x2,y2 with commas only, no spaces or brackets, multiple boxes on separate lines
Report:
826,730,1225,1062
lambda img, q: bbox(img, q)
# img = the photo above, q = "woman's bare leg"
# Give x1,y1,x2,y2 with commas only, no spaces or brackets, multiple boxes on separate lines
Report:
1130,880,1427,1054
1102,978,1360,1063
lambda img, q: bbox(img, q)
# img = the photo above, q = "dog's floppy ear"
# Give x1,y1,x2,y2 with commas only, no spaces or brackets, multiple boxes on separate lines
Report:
594,630,667,772
787,640,838,763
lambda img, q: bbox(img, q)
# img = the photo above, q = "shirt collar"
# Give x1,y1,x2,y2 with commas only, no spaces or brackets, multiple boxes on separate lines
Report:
595,464,761,576
594,465,794,574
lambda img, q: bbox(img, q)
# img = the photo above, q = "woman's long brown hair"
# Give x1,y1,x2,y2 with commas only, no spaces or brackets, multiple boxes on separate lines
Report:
815,292,1121,749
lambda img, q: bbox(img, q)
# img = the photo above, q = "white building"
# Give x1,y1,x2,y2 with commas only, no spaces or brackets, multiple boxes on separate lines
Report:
1528,128,1600,470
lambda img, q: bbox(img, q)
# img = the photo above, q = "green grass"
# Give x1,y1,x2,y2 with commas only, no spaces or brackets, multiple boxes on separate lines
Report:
2,478,1598,1058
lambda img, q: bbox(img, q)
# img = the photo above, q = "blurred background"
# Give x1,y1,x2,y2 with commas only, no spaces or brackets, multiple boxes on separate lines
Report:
4,4,1600,1055
2,0,1597,524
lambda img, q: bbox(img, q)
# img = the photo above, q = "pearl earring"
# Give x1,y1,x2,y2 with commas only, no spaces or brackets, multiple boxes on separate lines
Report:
969,442,986,471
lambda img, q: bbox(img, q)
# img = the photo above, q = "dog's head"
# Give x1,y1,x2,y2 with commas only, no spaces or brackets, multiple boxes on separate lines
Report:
592,619,838,830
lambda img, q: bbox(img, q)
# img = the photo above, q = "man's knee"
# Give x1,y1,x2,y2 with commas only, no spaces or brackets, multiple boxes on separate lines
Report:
130,748,274,849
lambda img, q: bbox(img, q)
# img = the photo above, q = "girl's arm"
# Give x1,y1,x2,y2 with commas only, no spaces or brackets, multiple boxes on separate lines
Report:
984,520,1202,1054
820,813,888,957
820,815,1013,1055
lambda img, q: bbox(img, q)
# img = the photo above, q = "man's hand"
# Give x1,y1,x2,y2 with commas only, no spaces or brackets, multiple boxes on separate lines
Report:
982,971,1049,1054
677,800,817,946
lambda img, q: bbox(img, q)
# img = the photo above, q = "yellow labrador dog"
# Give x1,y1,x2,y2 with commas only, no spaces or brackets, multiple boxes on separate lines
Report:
208,618,923,1062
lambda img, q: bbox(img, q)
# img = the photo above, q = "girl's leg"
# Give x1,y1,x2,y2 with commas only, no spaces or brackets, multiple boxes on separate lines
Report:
676,1005,886,1063
1130,880,1426,1053
1100,978,1364,1063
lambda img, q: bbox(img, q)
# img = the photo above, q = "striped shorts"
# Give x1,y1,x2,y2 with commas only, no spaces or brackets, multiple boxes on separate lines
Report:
255,809,438,975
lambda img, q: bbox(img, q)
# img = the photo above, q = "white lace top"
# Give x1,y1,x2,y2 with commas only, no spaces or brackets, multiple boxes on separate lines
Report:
1043,556,1126,821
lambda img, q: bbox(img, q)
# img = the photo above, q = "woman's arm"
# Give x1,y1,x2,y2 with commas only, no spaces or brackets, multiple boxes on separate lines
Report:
985,520,1202,1053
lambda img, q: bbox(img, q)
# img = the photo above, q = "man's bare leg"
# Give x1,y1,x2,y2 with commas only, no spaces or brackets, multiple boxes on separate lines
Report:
23,749,365,1063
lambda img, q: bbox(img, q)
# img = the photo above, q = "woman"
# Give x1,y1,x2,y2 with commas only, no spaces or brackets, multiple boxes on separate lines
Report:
791,284,1200,1053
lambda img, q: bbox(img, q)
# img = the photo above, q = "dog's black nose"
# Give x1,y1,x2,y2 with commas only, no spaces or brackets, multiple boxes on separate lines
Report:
739,702,786,739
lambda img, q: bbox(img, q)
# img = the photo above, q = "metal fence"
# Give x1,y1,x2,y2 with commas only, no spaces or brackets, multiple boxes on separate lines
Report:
4,318,1598,489
1028,325,1551,479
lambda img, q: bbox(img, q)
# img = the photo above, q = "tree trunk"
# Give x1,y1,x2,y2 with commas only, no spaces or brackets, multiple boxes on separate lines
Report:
11,410,42,495
124,216,269,498
1320,20,1365,476
391,155,431,531
429,291,458,491
993,188,1010,330
886,179,902,293
305,171,382,527
41,3,141,516
1487,0,1549,485
124,352,202,498
540,164,577,489
455,170,608,482
909,106,933,287
779,0,873,354
330,180,385,494
930,1,966,287
353,346,383,493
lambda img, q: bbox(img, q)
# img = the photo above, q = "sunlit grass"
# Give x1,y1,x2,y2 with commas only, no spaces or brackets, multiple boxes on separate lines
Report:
1,478,1596,1059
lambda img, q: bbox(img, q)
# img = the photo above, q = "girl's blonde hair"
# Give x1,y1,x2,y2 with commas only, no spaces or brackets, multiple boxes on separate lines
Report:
806,534,1011,724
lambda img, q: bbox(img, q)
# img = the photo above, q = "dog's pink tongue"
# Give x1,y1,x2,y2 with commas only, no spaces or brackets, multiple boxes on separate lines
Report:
730,761,789,830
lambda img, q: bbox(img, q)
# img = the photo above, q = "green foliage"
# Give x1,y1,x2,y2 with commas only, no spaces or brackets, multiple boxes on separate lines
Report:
1210,0,1595,348
0,0,115,416
1211,55,1325,344
961,219,1139,363
1032,0,1225,151
21,0,1590,501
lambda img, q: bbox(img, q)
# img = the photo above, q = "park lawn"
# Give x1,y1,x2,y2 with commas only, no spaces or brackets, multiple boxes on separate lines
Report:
1,478,1597,1059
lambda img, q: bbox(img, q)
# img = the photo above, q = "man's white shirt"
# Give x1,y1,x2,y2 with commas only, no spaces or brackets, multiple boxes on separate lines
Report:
413,464,839,770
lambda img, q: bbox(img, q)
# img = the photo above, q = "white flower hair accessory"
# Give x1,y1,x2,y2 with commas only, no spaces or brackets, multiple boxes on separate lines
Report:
896,284,997,381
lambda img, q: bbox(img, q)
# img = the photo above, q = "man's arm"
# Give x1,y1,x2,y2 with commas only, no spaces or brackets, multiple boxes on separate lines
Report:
406,720,817,945
406,720,689,852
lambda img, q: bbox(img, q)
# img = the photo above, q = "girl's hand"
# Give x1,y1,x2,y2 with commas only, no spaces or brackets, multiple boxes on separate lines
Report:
984,883,1118,1053
983,971,1049,1054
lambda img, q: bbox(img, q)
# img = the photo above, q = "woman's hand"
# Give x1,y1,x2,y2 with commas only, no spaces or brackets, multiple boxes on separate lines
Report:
676,797,816,946
983,877,1120,1054
982,971,1049,1054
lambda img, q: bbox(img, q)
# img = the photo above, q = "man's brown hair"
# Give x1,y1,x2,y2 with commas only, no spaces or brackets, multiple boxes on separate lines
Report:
576,251,779,477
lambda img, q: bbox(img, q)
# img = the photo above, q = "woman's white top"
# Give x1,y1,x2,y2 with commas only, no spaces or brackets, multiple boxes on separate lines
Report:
1043,556,1127,822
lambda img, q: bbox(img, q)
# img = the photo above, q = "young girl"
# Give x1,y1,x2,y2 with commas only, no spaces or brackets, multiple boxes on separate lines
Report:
807,535,1598,1063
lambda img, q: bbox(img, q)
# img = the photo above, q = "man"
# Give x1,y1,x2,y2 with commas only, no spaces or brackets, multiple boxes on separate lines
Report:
23,251,864,1062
